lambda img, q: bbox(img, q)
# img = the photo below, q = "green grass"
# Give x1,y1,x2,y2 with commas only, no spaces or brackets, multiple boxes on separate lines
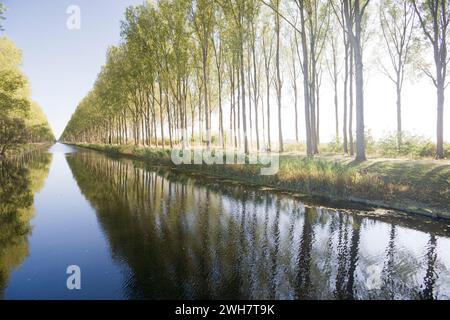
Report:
72,143,450,220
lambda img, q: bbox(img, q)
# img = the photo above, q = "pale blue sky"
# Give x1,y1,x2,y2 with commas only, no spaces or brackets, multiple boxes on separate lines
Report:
2,0,143,138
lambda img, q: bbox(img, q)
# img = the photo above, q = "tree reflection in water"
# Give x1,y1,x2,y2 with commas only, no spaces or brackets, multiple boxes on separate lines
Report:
0,151,52,298
421,235,438,300
66,150,450,300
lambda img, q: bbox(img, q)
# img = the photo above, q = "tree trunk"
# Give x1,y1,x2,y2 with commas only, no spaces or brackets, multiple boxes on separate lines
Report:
310,54,318,154
436,82,444,159
343,42,349,154
353,0,366,162
218,77,224,149
349,49,354,156
159,83,165,149
316,74,321,146
240,39,249,154
252,33,260,151
275,1,283,153
248,46,253,149
266,67,271,151
334,64,339,142
202,46,211,150
294,84,299,142
300,1,313,156
237,66,241,148
396,82,402,151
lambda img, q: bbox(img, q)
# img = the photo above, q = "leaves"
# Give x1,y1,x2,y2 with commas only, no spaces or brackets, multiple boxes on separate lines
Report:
0,37,54,154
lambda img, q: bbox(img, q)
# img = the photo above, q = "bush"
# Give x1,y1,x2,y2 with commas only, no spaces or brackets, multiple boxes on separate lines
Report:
377,132,437,158
364,129,377,155
325,137,342,153
102,145,121,154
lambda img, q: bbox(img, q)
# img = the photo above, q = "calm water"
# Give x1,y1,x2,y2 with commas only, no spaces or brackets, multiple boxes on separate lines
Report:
0,143,449,300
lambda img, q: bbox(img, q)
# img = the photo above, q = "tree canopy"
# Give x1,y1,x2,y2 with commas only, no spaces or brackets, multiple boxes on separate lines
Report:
0,37,54,156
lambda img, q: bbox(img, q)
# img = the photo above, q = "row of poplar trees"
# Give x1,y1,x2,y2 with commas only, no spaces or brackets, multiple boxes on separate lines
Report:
61,0,448,160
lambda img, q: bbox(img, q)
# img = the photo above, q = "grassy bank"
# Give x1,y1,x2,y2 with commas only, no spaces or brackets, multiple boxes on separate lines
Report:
71,143,450,220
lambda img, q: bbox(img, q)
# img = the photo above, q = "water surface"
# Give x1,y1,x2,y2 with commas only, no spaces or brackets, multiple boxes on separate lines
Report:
1,144,449,300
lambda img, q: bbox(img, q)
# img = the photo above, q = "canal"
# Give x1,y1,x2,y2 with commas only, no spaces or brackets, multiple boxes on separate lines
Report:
0,144,449,299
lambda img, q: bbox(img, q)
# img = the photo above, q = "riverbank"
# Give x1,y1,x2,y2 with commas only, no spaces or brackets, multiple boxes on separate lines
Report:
69,143,450,220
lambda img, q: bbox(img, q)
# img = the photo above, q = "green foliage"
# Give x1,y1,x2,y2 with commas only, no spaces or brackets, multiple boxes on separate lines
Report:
324,132,447,159
324,137,342,153
364,130,377,155
0,37,54,155
377,132,444,158
0,53,30,117
0,116,27,155
60,0,258,147
26,102,55,142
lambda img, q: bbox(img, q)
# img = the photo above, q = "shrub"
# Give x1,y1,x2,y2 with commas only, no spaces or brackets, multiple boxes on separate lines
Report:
103,145,121,154
377,132,437,158
325,137,342,153
364,129,377,155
